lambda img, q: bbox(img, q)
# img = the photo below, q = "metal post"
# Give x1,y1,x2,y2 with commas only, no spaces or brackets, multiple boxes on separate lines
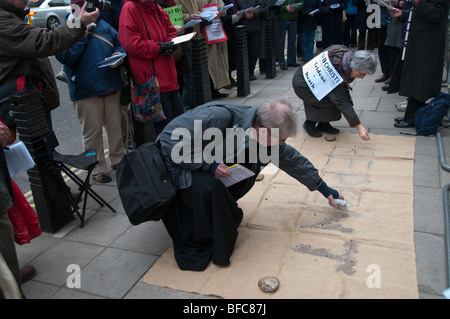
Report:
191,37,212,105
265,16,276,79
11,90,73,232
235,25,250,97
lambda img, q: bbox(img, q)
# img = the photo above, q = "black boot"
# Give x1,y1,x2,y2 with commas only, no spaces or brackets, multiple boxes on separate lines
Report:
303,120,322,138
316,122,340,134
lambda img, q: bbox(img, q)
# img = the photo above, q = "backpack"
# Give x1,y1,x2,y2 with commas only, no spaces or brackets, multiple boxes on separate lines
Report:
116,142,177,225
415,93,450,136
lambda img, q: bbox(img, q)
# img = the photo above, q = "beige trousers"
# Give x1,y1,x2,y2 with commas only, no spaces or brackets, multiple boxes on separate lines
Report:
73,91,125,174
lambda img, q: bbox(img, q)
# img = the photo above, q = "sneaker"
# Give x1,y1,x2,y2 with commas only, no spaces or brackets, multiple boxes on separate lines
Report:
92,172,112,183
303,120,322,138
316,122,340,134
395,100,407,112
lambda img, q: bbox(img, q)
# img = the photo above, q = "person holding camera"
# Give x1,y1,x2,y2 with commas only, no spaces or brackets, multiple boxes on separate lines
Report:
56,0,126,183
0,0,99,295
119,0,184,140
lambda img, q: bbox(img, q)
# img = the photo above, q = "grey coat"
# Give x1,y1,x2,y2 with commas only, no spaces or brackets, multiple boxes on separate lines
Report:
292,45,361,127
388,0,450,102
157,101,324,191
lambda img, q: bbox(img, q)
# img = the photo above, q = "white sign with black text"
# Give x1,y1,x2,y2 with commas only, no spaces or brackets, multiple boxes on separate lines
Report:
302,51,343,101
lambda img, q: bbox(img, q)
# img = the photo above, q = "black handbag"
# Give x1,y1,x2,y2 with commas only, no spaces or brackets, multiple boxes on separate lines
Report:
116,142,177,225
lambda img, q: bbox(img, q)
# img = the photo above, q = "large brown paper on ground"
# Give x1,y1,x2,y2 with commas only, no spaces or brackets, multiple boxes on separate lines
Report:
141,133,418,298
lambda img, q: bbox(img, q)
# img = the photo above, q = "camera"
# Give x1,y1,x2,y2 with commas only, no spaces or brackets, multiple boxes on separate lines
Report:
86,0,112,12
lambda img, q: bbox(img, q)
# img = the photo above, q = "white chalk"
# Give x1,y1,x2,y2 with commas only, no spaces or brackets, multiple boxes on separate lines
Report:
332,199,350,211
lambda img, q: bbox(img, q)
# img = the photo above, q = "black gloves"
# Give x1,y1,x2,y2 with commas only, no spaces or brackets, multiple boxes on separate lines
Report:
159,42,177,57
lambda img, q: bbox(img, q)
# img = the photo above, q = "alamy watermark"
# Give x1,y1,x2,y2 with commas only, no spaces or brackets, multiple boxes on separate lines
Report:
169,120,280,166
366,264,381,288
66,264,81,289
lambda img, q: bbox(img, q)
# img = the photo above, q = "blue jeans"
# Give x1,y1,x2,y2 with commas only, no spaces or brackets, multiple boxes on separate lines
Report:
298,29,316,62
278,20,298,66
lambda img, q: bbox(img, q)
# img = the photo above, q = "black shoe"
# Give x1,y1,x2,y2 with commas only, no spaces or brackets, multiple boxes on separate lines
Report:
303,120,322,138
212,90,228,98
249,74,257,81
287,63,300,67
382,85,389,91
316,122,340,134
280,64,287,70
394,120,414,128
394,116,404,123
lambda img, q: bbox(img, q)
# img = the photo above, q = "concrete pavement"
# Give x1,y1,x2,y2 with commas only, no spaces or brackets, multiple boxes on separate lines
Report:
14,59,450,299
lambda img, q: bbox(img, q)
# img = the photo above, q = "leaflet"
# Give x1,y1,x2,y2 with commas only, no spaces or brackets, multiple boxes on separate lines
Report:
275,0,286,5
183,19,201,28
220,3,234,12
374,0,397,11
172,32,196,44
4,141,35,177
217,164,255,187
97,52,127,68
236,6,260,15
200,10,216,21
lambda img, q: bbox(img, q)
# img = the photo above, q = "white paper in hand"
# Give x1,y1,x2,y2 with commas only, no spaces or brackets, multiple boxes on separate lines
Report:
4,141,35,177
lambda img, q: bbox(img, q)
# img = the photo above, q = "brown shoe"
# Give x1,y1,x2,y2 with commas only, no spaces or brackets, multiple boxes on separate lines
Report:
384,77,391,85
375,75,389,83
20,265,37,283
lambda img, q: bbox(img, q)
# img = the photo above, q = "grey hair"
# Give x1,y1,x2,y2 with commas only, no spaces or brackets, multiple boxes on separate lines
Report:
255,96,299,138
350,50,377,75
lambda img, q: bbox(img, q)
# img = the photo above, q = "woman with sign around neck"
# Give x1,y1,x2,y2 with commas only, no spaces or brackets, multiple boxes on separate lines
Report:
292,44,377,140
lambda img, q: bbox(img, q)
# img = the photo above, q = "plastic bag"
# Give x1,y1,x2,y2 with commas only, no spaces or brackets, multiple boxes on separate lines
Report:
7,179,41,245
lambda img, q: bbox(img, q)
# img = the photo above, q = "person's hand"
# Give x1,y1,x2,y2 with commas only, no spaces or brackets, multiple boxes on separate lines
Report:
159,42,176,56
0,123,12,147
388,7,402,17
191,13,201,20
356,124,370,141
214,163,231,178
245,10,255,19
217,10,226,17
109,51,124,68
174,25,183,34
80,2,99,27
287,5,296,12
327,193,345,209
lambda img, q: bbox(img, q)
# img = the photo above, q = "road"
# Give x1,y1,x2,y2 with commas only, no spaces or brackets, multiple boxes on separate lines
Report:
12,56,85,202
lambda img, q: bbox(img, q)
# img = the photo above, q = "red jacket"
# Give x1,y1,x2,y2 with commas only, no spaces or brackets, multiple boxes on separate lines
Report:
119,0,179,92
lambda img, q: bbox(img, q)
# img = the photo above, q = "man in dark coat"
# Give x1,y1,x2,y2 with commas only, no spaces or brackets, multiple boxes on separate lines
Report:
388,0,450,128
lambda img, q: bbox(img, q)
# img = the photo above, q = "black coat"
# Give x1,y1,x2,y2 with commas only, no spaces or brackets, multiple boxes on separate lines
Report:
388,0,450,102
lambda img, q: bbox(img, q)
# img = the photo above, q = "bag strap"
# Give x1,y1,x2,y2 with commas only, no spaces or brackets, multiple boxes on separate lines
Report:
90,32,114,49
132,1,156,76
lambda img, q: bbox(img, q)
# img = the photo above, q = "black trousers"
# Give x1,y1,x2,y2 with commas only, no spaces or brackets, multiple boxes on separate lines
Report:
404,97,425,124
162,169,258,271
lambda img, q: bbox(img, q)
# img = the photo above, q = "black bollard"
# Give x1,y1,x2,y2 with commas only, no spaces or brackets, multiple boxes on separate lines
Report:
11,90,73,232
191,37,212,105
264,16,277,79
235,25,250,97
